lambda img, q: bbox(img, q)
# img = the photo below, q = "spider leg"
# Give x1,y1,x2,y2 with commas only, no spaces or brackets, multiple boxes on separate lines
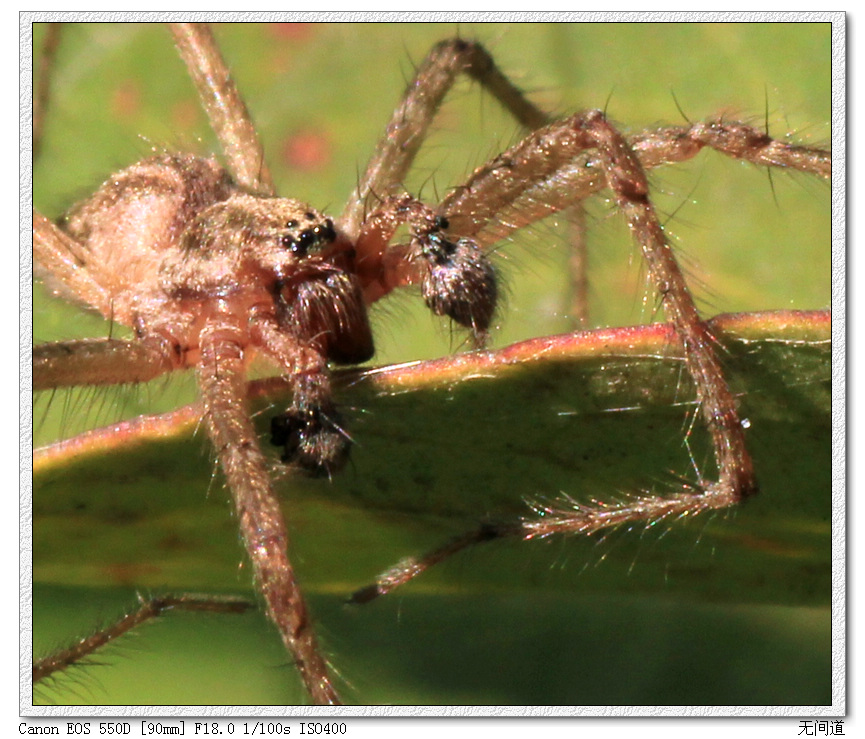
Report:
196,321,341,705
354,110,829,600
33,338,175,391
565,204,590,327
168,21,371,463
576,109,757,497
33,22,61,160
339,39,604,327
33,210,181,389
33,210,111,317
33,593,254,684
170,23,274,197
340,38,551,242
441,118,830,248
496,111,759,503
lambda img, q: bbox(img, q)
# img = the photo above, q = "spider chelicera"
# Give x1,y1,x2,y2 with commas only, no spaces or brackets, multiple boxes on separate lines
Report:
32,21,832,699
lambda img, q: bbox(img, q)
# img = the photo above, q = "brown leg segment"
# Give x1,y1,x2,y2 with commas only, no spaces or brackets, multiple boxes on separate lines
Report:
196,323,340,705
169,23,274,197
578,109,757,498
440,118,830,249
341,39,551,241
33,210,112,317
33,594,254,684
33,338,175,391
352,110,770,602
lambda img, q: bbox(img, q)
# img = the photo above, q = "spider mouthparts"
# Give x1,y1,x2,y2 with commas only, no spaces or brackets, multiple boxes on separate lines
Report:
278,270,375,365
418,233,497,338
270,403,352,477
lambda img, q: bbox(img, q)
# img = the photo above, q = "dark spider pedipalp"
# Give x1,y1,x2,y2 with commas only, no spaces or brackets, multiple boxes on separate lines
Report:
270,403,352,477
267,366,353,477
417,230,498,340
354,191,500,342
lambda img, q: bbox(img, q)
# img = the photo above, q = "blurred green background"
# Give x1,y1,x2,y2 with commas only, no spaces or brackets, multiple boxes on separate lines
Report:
30,22,832,707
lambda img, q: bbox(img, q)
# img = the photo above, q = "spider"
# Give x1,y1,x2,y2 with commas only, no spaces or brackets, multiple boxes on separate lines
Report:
32,21,832,704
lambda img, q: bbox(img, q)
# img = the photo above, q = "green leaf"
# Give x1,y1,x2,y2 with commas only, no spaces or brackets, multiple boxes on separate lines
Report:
33,312,831,705
31,23,832,707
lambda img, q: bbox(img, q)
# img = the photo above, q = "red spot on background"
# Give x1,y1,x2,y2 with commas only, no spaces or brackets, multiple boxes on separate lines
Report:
111,80,141,120
281,128,332,172
262,24,321,80
269,23,319,41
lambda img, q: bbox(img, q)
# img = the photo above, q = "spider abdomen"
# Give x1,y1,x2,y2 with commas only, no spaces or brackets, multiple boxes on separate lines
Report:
62,154,233,312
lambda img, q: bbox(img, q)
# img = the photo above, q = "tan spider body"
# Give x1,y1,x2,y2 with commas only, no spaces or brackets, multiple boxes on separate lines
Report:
31,23,832,707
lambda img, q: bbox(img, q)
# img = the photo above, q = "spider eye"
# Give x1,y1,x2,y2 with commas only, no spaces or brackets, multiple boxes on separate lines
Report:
434,215,449,230
281,217,337,257
297,230,317,251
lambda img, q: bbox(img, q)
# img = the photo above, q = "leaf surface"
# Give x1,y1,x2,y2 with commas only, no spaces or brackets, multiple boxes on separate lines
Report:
33,311,832,706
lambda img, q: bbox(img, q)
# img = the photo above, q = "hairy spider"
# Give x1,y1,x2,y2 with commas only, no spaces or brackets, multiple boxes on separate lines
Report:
31,22,832,707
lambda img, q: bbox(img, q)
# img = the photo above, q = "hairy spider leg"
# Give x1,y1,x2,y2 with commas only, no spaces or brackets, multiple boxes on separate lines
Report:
34,594,254,684
33,23,353,704
348,109,829,599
